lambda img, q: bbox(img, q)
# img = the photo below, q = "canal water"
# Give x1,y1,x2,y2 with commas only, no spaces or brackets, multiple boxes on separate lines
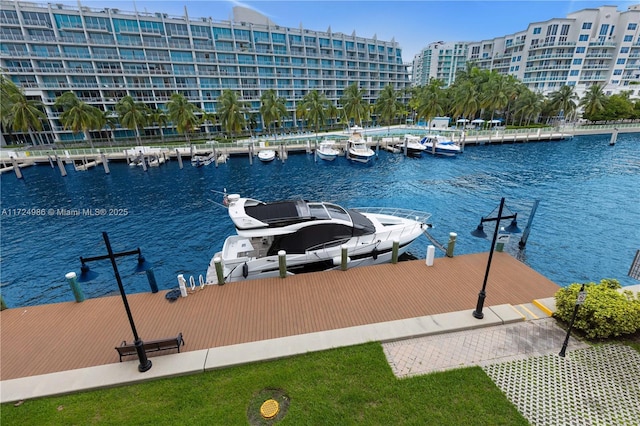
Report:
1,133,639,308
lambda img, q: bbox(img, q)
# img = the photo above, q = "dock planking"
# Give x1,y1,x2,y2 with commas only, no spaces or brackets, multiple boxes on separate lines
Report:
0,252,560,380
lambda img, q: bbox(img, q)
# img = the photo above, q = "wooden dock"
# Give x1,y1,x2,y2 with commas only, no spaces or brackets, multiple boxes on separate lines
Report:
0,252,560,381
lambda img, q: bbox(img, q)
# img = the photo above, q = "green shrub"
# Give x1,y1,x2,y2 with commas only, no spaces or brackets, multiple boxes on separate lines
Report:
554,279,640,339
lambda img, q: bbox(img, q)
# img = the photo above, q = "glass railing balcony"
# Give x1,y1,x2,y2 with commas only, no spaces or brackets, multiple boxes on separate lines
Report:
0,33,24,41
588,41,617,47
584,53,613,58
579,75,607,81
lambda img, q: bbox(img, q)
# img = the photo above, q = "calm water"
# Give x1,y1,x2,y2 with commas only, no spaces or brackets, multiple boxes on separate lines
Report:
1,133,639,308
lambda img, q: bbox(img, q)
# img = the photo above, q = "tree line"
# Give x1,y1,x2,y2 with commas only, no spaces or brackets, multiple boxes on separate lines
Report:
2,65,640,146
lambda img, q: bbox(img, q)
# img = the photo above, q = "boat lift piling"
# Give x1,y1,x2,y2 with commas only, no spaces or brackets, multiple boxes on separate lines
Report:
9,157,23,179
101,153,110,174
213,257,225,285
176,149,183,169
609,128,618,146
341,245,349,270
65,272,85,303
278,251,287,278
55,155,67,177
249,144,254,165
48,155,55,168
391,240,399,264
445,232,457,257
518,200,540,249
140,154,148,172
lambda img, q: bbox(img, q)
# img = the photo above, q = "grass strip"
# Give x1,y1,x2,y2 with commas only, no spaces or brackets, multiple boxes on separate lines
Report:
1,342,527,425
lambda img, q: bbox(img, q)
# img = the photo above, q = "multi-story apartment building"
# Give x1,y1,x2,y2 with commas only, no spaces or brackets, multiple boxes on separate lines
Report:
0,1,409,144
413,4,640,99
412,41,469,87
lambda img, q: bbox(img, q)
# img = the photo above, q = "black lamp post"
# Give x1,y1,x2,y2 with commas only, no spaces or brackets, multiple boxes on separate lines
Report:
470,197,522,319
78,231,153,372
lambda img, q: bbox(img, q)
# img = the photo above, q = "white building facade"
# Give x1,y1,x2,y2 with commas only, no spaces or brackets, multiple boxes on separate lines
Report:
0,1,409,144
413,4,640,99
412,41,469,87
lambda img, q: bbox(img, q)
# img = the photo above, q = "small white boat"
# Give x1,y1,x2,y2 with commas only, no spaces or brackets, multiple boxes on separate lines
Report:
206,194,431,284
148,154,166,167
420,135,461,156
258,149,276,162
316,140,340,161
191,152,215,167
396,135,426,157
345,126,375,164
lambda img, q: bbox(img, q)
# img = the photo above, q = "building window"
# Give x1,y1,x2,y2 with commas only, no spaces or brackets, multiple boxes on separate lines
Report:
628,23,637,30
613,69,622,75
620,47,629,54
624,35,633,42
570,70,579,76
579,35,588,42
616,58,626,64
576,47,585,53
572,58,582,65
599,24,609,36
533,27,541,35
582,22,592,30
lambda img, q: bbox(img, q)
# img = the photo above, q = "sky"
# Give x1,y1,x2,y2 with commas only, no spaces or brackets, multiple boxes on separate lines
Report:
60,0,638,61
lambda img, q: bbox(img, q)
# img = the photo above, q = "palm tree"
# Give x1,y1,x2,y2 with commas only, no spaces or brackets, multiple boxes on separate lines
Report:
412,79,444,129
216,89,246,141
451,81,480,125
548,85,578,122
54,91,102,148
579,84,607,121
167,93,202,144
1,76,47,145
374,85,404,134
259,89,288,141
96,110,118,145
115,95,149,144
149,107,169,142
340,83,369,126
297,90,332,142
480,72,510,125
514,90,544,126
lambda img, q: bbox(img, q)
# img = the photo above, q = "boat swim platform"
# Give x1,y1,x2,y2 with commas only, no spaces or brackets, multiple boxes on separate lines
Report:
0,252,561,382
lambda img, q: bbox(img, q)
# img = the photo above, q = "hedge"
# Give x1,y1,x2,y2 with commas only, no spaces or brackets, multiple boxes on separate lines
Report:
554,279,640,339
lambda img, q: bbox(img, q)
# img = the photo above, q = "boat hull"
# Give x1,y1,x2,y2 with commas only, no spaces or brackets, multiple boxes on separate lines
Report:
346,151,375,163
206,239,415,284
258,150,276,162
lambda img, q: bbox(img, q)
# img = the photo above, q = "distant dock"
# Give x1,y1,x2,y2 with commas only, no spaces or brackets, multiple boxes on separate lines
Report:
1,123,638,170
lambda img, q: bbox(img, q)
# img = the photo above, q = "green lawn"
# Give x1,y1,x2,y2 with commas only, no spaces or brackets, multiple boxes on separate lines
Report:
1,342,527,425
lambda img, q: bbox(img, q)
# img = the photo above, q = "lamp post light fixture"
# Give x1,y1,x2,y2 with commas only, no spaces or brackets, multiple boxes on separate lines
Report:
78,232,153,372
470,197,522,319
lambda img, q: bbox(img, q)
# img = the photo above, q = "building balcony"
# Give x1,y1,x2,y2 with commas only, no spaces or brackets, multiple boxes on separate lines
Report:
527,53,574,60
582,64,610,70
584,53,613,59
588,41,617,47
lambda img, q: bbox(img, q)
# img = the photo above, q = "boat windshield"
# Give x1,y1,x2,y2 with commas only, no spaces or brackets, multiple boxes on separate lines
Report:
325,204,351,222
308,203,330,219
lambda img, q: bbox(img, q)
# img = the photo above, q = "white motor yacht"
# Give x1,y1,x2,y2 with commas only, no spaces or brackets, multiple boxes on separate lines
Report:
420,135,461,156
206,194,431,284
396,134,427,157
345,126,376,164
316,140,340,161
